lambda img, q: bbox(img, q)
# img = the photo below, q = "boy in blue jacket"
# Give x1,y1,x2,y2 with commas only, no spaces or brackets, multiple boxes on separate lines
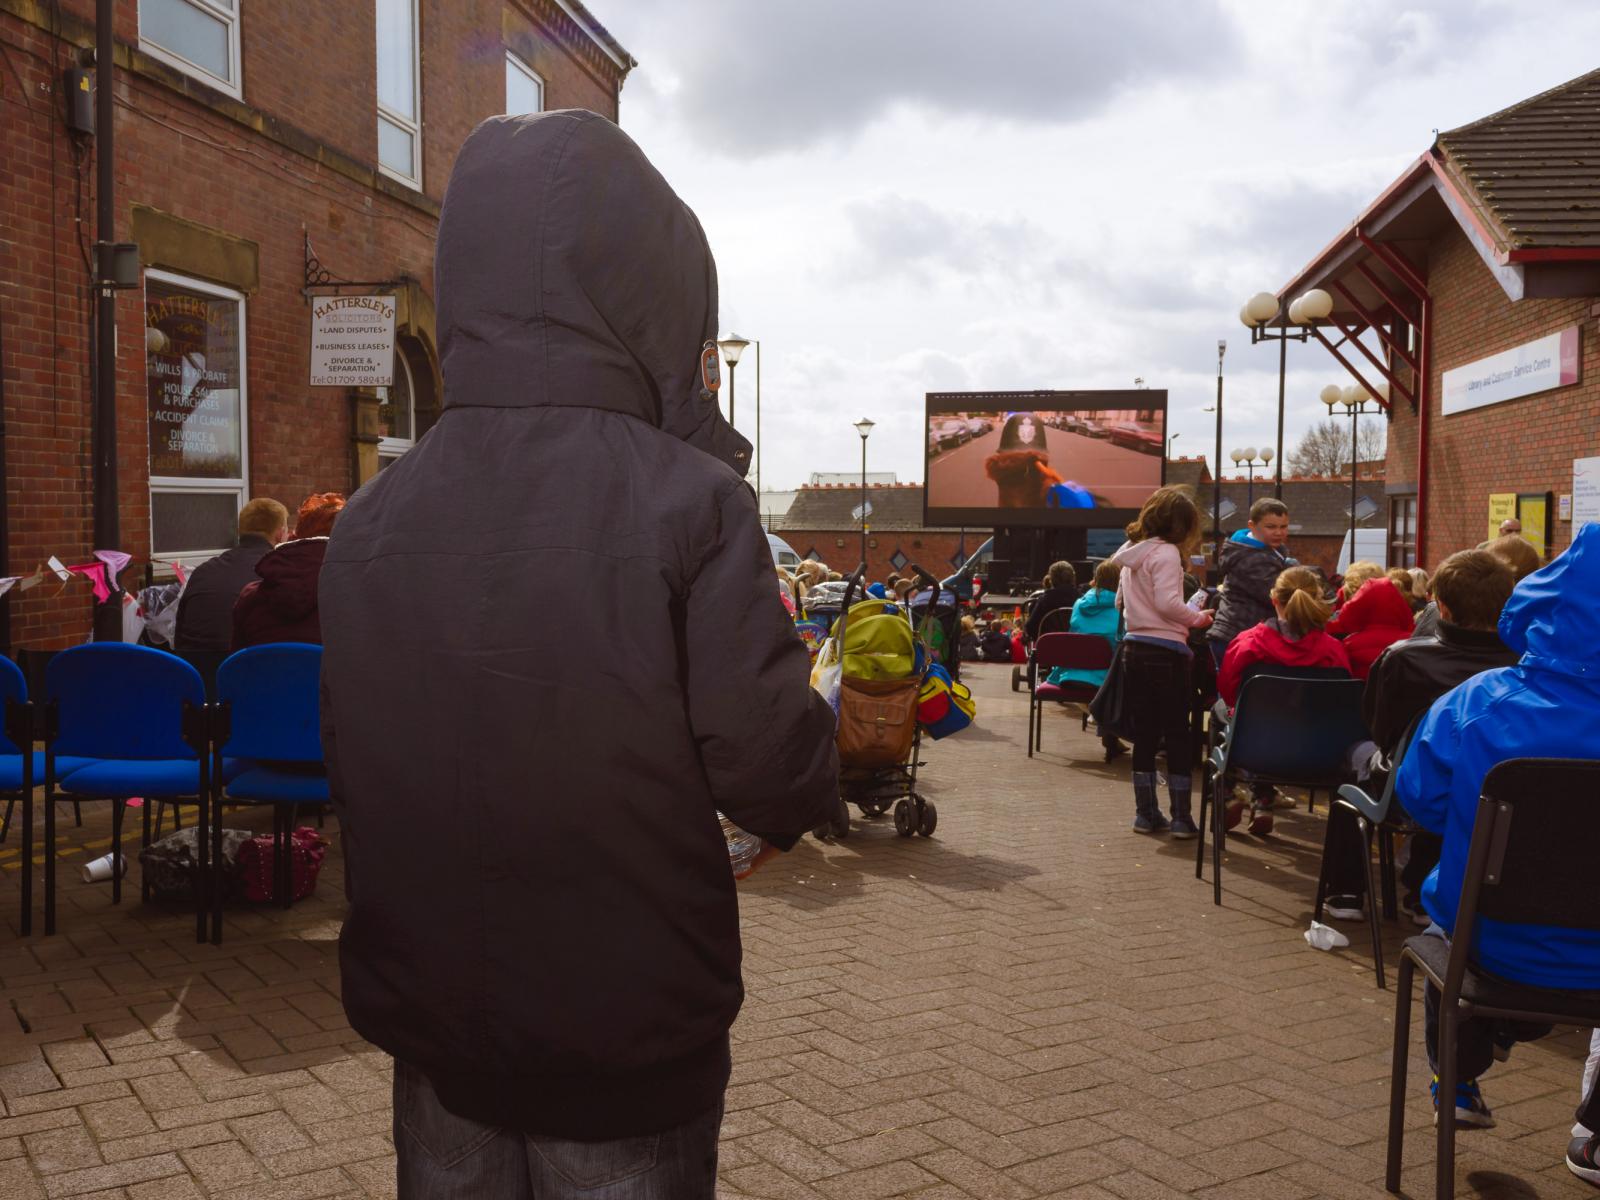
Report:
1398,524,1600,1157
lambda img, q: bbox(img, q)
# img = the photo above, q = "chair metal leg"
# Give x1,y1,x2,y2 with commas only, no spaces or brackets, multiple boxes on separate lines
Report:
1312,808,1336,923
172,801,182,831
211,790,224,945
44,785,56,936
1385,953,1416,1192
1195,772,1209,880
196,783,210,946
141,799,153,905
0,795,13,843
1379,828,1399,921
72,799,81,827
20,791,32,937
1306,788,1316,814
1361,818,1386,990
1211,767,1224,907
110,799,125,906
1437,998,1458,1199
1026,695,1036,758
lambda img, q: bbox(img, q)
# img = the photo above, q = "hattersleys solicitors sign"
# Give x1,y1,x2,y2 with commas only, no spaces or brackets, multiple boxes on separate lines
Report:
310,295,396,387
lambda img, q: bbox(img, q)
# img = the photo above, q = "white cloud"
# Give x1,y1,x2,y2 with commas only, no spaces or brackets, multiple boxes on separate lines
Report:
591,0,1600,490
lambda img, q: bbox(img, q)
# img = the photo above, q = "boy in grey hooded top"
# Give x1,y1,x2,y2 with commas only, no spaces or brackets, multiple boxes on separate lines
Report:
319,111,838,1167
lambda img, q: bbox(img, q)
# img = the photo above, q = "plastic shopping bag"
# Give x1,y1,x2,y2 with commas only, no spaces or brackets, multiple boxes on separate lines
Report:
809,637,843,716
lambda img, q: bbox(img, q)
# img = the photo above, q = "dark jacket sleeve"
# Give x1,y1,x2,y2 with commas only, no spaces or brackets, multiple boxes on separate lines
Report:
685,483,838,849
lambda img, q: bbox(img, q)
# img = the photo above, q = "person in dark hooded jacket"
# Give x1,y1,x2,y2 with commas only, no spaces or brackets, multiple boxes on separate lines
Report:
231,493,345,650
318,111,838,1196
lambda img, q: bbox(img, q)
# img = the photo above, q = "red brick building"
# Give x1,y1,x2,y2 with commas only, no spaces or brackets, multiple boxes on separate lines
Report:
1,0,632,646
778,484,977,583
1267,69,1600,570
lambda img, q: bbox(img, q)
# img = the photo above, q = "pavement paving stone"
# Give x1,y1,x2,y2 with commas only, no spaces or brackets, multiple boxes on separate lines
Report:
1,662,1595,1197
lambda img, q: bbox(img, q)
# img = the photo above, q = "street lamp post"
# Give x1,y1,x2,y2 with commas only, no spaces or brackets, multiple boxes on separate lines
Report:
854,418,875,572
718,333,749,427
1322,383,1378,566
1167,432,1180,457
1213,341,1225,569
1229,447,1273,507
1240,288,1333,499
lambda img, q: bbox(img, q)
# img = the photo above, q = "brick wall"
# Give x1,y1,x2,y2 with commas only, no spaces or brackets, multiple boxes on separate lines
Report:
778,530,974,586
1385,222,1599,569
1,1,623,647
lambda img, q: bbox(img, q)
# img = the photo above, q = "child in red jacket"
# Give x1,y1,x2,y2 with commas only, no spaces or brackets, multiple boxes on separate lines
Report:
1217,566,1353,834
1326,565,1416,679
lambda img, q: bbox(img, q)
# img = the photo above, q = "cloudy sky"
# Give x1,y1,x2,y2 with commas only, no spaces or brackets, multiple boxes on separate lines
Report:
594,0,1600,493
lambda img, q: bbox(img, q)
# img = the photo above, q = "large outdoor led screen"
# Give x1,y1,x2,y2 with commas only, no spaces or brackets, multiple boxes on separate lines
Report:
925,389,1167,527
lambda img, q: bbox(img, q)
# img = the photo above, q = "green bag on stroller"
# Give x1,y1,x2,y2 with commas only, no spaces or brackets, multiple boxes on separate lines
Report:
831,599,919,680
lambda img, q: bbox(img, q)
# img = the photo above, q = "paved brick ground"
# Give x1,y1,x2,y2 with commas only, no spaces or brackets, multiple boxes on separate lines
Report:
0,662,1592,1198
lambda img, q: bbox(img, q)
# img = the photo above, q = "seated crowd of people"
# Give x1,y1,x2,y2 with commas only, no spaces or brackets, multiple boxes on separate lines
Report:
1005,491,1600,1184
165,491,347,655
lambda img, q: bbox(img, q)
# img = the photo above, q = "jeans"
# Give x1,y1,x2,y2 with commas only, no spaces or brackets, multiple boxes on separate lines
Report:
393,1060,723,1199
1122,641,1192,774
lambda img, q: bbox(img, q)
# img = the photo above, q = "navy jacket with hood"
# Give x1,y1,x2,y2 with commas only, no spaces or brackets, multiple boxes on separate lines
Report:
1398,524,1600,988
317,111,838,1138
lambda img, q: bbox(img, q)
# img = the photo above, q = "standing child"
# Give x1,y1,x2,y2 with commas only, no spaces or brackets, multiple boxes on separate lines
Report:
1110,487,1214,836
1206,498,1292,668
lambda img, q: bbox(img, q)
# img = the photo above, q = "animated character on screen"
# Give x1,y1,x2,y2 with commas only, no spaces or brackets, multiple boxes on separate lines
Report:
983,413,1094,509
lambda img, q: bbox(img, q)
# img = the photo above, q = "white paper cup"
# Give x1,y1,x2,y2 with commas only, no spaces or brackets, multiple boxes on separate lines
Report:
81,853,128,883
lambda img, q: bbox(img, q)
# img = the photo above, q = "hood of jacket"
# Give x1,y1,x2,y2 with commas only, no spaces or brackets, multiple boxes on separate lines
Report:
1076,586,1118,618
1111,538,1169,571
1500,523,1600,678
1219,535,1281,568
252,537,328,621
435,110,750,476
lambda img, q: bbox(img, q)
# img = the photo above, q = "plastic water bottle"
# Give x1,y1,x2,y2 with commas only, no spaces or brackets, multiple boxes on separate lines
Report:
720,816,763,878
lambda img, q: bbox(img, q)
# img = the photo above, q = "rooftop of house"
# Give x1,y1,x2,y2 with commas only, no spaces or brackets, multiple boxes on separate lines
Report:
1435,67,1600,252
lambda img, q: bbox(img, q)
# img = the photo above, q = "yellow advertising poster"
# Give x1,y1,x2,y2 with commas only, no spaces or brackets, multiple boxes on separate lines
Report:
1518,493,1548,559
1487,493,1517,542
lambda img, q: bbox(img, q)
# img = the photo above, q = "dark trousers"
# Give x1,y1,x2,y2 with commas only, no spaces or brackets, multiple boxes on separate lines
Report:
1419,928,1600,1131
393,1061,723,1200
1123,641,1193,775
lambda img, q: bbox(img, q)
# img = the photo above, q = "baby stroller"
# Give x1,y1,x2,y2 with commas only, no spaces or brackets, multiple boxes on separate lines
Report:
905,564,963,684
812,570,937,841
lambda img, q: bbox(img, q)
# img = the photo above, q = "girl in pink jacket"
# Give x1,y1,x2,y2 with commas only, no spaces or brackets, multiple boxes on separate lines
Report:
1109,487,1214,835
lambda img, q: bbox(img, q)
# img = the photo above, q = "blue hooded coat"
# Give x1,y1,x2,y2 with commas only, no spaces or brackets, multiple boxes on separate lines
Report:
1045,586,1123,687
1397,524,1600,988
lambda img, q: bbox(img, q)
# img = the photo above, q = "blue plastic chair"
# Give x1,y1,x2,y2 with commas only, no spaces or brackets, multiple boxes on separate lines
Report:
213,644,327,937
43,644,211,939
1196,673,1369,906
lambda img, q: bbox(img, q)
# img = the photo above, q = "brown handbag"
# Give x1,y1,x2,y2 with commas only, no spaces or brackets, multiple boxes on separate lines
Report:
836,676,921,767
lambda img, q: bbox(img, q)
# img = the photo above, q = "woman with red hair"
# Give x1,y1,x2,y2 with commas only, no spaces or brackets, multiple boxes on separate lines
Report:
232,492,346,648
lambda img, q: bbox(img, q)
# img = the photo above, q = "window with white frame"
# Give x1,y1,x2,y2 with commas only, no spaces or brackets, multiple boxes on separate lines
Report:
377,348,416,465
145,270,249,562
139,0,241,96
505,51,543,115
376,0,421,186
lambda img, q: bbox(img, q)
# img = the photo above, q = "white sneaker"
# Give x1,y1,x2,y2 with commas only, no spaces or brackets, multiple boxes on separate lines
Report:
1324,896,1364,922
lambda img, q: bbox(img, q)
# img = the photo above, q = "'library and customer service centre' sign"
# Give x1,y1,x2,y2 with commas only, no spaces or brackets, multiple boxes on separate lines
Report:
1441,325,1580,416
